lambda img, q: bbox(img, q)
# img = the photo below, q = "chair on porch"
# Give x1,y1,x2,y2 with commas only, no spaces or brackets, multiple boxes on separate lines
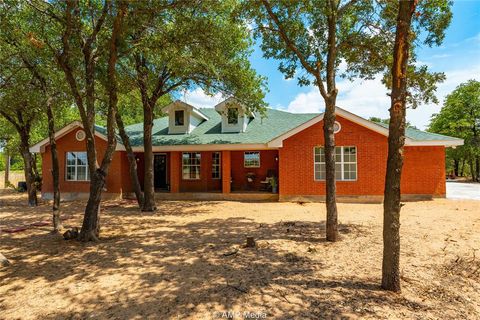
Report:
260,169,276,191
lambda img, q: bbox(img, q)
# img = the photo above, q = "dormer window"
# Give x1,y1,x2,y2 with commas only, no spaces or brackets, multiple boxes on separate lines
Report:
162,100,209,134
227,107,239,124
214,97,255,133
175,110,185,126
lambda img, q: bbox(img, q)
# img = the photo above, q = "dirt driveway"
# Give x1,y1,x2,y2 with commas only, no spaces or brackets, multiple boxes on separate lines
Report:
1,192,479,319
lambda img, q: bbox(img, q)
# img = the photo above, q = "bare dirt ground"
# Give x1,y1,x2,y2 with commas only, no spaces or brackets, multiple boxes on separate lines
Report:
0,191,479,320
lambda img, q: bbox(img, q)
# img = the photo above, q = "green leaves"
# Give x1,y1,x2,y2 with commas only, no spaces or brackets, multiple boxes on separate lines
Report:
429,80,480,178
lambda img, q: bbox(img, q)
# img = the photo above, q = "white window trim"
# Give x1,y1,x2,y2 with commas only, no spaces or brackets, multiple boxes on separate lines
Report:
65,151,90,182
212,152,221,179
313,146,357,182
244,151,261,168
182,152,201,180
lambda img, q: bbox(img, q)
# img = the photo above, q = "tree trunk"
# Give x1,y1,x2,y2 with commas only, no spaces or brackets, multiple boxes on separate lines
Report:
453,159,459,177
46,99,62,232
469,158,475,181
142,103,156,211
77,0,124,241
476,156,480,182
78,170,104,241
19,129,38,207
4,151,10,187
323,4,339,242
382,0,416,293
460,158,465,177
324,98,338,242
116,112,144,208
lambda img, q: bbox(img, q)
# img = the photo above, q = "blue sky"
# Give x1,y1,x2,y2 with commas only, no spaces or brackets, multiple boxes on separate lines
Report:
184,1,480,130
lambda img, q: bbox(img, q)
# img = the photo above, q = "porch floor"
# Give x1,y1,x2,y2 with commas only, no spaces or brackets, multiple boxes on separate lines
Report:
154,191,279,202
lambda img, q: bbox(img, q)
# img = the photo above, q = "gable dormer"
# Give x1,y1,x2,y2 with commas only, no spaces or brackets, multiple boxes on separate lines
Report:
161,100,209,134
214,98,255,133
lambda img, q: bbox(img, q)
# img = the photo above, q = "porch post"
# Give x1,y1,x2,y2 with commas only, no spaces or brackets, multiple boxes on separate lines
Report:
170,151,180,193
222,150,231,194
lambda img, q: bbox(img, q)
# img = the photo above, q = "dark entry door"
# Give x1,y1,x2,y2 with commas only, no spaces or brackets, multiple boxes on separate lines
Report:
154,154,168,189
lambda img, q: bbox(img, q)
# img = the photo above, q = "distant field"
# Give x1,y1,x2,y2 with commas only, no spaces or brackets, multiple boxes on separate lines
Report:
0,171,24,189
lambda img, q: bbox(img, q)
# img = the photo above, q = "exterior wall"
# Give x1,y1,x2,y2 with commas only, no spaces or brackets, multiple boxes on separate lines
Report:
279,115,446,200
39,117,447,201
40,128,128,199
175,151,222,192
230,150,279,191
402,146,446,196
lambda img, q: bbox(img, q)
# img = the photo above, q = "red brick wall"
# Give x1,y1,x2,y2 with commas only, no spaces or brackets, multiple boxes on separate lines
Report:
222,151,231,193
170,151,180,193
41,128,128,194
402,146,446,195
279,115,446,197
231,150,279,191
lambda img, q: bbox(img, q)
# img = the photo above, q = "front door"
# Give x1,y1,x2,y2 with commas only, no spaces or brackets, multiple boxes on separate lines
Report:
154,154,168,190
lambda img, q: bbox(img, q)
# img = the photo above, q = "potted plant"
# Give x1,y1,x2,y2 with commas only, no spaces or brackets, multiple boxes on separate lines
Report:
270,176,278,193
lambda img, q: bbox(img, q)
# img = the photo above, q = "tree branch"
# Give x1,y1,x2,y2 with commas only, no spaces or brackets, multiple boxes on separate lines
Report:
260,0,328,99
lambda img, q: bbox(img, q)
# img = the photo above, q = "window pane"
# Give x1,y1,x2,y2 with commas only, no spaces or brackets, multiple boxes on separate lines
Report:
182,152,201,179
175,110,184,126
67,152,76,165
77,166,87,181
244,152,260,167
66,166,75,180
335,163,342,180
227,108,239,124
77,153,87,166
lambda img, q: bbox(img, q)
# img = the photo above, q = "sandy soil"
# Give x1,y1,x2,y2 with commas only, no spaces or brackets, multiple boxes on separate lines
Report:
0,192,479,320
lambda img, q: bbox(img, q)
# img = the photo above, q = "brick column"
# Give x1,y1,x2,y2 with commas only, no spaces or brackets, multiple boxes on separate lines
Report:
170,151,180,193
222,150,231,194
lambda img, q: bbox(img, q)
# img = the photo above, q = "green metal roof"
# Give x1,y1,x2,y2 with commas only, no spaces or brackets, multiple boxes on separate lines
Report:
374,122,463,141
123,108,319,146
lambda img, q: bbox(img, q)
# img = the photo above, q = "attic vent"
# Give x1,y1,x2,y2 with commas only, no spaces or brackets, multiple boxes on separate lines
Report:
76,130,86,141
333,121,341,134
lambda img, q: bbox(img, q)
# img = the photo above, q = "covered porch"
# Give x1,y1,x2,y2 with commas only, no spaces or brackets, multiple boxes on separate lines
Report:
134,149,279,197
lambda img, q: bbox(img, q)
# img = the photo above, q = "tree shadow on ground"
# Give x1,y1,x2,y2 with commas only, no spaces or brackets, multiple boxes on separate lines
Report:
0,195,429,319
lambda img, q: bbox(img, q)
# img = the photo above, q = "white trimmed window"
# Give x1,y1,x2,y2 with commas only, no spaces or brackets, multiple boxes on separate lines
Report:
314,146,357,181
244,151,260,168
182,152,201,180
227,107,239,124
212,152,221,179
175,110,185,126
66,152,90,181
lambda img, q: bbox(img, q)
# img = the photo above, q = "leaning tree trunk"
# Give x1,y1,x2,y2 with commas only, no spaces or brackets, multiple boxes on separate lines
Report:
382,0,416,292
78,1,126,241
142,103,156,211
78,171,105,241
324,98,338,242
19,130,38,207
116,112,144,208
46,99,62,232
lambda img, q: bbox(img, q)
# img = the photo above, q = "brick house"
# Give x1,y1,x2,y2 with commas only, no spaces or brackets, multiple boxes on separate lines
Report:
30,99,463,202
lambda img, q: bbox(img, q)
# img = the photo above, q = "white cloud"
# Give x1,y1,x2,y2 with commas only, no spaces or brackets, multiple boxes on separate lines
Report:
286,89,324,113
180,88,224,108
280,63,480,130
